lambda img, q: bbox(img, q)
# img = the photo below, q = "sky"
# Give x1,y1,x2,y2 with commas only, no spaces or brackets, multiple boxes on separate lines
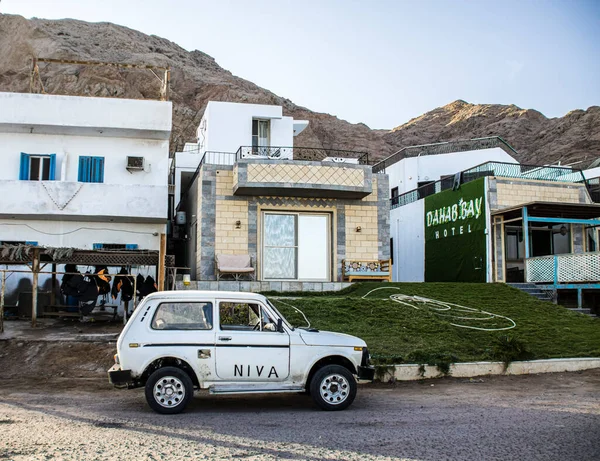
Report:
1,0,599,129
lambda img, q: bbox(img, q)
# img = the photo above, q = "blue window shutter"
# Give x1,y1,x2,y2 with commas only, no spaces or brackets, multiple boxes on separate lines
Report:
19,153,30,180
97,157,104,183
49,154,56,180
79,156,91,182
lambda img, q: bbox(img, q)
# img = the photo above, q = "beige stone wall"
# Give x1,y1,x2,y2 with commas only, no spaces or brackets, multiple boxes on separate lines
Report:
215,170,249,255
495,178,590,209
345,204,379,260
215,199,249,255
247,163,364,187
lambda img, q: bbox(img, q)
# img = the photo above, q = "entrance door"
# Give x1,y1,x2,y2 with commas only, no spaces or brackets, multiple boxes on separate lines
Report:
262,212,331,281
214,299,290,382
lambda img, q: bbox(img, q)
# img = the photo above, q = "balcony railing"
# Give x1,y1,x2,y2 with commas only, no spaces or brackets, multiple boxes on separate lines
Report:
391,161,585,209
526,252,600,284
235,146,369,165
373,136,519,173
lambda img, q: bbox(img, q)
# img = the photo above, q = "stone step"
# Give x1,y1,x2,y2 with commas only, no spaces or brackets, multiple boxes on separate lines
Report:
569,308,593,316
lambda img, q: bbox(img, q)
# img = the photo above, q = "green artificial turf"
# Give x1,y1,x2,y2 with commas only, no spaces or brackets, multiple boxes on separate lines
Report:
267,283,600,365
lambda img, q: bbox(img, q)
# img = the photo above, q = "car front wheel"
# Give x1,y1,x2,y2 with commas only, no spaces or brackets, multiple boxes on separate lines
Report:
144,366,193,414
310,364,357,411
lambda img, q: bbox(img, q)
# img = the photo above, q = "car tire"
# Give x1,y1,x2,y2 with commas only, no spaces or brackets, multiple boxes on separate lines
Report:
310,364,357,411
144,366,193,414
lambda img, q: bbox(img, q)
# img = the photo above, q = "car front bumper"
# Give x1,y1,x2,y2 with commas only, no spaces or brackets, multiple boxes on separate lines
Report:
108,364,132,388
357,365,375,381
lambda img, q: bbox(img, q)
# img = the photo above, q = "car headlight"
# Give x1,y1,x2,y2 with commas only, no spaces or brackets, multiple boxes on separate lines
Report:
114,354,120,365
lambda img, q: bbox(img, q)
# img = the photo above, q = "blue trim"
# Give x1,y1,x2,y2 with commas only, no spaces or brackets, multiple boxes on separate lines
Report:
553,256,558,285
537,283,600,289
527,216,600,226
19,153,29,180
48,154,56,180
92,243,102,250
125,244,138,250
523,207,530,259
25,241,38,246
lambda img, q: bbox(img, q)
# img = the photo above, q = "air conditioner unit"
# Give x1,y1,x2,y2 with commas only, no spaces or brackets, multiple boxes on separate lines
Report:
126,156,145,171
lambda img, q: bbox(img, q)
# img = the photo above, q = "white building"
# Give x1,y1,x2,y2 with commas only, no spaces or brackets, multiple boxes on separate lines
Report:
0,92,172,249
172,101,308,209
0,92,172,305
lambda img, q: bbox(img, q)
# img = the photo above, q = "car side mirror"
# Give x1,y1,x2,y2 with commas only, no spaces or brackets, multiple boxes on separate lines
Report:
277,318,284,333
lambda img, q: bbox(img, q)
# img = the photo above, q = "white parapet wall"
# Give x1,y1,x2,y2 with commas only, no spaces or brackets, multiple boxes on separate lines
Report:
378,357,600,382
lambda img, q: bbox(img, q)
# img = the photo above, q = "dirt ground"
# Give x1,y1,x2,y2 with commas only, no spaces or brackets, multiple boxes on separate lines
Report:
0,367,599,460
0,322,599,460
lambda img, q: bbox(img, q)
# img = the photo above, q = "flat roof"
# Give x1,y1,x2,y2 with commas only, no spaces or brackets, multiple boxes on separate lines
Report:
492,201,600,221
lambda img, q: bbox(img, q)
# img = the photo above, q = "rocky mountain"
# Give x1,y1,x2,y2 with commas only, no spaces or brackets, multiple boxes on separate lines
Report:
1,14,598,166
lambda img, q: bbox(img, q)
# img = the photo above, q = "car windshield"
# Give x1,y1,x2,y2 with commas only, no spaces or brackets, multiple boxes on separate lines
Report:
266,298,312,329
265,298,294,330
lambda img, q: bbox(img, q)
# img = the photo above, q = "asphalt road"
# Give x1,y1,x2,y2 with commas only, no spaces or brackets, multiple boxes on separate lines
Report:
0,370,598,461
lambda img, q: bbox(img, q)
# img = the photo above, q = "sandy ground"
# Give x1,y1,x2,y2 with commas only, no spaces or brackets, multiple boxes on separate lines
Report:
0,370,598,461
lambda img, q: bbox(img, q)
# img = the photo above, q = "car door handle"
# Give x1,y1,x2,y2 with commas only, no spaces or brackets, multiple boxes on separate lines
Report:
218,336,232,341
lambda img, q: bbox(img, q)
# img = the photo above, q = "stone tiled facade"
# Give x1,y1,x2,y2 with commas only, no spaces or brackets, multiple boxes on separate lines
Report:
192,162,390,282
492,177,590,209
233,160,373,199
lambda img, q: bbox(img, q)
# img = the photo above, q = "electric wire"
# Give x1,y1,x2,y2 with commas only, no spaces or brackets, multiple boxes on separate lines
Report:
0,222,158,236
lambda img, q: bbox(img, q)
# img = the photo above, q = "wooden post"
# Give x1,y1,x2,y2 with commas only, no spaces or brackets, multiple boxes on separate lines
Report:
50,263,57,308
31,248,40,327
158,233,166,291
0,271,5,334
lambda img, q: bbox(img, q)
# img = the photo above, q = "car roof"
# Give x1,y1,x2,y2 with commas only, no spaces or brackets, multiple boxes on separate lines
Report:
142,290,268,301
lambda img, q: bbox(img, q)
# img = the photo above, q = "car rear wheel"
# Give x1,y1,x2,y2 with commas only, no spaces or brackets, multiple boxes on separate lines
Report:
144,366,193,414
310,364,357,411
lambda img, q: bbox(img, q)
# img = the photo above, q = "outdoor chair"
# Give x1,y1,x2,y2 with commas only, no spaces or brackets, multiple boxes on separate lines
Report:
215,254,255,281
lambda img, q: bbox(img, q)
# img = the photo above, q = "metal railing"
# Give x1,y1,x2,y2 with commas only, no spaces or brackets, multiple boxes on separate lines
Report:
373,136,519,173
526,252,600,284
585,176,600,203
235,146,369,165
391,161,585,209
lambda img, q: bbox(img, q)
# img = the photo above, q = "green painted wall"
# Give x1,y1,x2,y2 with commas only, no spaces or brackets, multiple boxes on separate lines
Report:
424,178,487,282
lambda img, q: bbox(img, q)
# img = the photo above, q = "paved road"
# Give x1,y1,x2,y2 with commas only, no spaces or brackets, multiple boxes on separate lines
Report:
0,370,598,460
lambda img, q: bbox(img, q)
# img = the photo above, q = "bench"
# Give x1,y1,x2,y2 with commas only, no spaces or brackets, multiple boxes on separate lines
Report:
342,259,392,282
215,254,255,281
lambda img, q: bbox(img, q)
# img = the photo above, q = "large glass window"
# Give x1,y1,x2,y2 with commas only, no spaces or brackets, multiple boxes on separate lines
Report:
151,302,213,330
262,212,330,281
263,213,297,279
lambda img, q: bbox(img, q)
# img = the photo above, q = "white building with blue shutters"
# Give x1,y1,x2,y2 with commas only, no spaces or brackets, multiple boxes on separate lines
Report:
0,91,172,250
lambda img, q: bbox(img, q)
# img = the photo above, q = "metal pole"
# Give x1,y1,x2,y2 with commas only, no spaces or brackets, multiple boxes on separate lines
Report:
1,271,5,334
523,207,530,283
31,248,40,327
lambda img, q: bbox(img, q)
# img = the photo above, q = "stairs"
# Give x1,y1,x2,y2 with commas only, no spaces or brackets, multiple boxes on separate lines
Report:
508,283,553,302
508,283,596,316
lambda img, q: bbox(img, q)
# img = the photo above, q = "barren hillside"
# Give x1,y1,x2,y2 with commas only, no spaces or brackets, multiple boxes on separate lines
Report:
0,14,598,165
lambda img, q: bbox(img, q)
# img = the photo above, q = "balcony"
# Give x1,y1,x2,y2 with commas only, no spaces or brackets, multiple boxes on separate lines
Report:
392,161,586,209
235,146,369,165
526,252,600,284
0,180,167,222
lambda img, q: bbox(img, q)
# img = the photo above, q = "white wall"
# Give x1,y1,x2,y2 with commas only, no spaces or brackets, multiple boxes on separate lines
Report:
0,219,163,250
583,166,600,180
387,147,518,196
0,92,172,139
391,199,425,282
0,132,169,186
199,101,296,157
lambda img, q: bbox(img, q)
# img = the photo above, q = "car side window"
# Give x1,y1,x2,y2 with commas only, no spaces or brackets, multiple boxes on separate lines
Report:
219,302,276,332
151,302,213,330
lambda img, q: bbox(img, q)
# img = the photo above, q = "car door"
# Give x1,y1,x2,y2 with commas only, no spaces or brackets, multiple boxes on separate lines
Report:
144,298,216,383
214,299,290,382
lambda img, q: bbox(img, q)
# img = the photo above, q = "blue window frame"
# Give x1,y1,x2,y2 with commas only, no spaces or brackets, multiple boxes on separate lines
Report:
19,153,56,180
78,156,105,183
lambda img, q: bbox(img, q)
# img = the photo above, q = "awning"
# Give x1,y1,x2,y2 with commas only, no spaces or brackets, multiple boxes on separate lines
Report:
492,202,600,221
